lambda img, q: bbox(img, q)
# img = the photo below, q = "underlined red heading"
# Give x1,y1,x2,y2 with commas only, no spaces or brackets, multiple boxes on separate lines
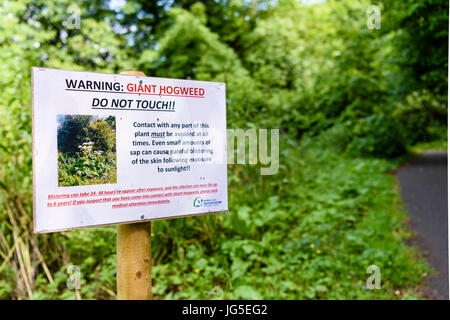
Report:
127,83,206,98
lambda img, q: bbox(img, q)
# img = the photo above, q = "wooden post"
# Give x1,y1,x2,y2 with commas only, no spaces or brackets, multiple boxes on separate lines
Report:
116,71,152,300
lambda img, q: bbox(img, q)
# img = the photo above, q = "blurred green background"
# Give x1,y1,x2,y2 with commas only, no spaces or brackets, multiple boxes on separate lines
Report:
0,0,447,299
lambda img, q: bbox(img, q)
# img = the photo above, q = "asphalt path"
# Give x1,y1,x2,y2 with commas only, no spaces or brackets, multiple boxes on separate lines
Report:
396,151,448,300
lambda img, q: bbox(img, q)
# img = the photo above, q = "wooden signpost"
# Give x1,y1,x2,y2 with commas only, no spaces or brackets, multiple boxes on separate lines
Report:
31,67,227,299
117,220,152,299
116,71,152,300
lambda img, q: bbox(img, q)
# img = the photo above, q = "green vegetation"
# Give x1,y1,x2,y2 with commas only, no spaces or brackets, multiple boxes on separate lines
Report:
149,133,429,299
58,150,117,187
57,115,117,186
412,140,448,152
0,0,447,300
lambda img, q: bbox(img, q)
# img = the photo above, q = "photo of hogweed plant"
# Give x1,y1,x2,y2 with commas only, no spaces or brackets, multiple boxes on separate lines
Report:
57,115,117,187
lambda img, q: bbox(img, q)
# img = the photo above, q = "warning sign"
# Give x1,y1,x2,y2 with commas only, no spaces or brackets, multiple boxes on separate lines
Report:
32,68,228,233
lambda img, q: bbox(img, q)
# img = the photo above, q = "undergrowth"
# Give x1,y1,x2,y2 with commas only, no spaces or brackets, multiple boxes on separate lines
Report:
1,131,428,300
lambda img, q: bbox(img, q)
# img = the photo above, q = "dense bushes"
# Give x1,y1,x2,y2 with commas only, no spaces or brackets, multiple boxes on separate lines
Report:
340,112,406,158
340,88,448,158
58,150,117,187
57,115,116,155
394,89,448,146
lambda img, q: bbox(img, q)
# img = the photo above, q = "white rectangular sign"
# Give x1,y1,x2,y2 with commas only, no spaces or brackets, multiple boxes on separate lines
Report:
32,68,228,233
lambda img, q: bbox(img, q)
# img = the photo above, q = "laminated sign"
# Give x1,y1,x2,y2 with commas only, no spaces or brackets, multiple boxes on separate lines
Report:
32,68,228,233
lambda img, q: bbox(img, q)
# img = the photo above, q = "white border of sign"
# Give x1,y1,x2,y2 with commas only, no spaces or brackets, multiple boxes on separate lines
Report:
32,67,228,233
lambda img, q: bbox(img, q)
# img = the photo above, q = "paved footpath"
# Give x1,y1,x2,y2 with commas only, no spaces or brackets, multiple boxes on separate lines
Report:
396,151,448,300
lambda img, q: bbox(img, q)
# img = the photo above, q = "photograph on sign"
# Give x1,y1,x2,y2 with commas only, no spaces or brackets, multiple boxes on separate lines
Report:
57,114,117,187
32,68,228,233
